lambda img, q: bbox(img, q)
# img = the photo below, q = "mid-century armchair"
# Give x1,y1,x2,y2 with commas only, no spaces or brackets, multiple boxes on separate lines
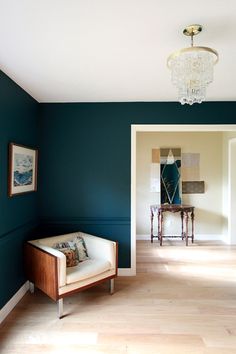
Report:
24,231,118,318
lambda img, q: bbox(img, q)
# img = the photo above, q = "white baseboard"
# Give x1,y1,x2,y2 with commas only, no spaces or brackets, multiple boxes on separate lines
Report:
136,234,151,240
0,281,29,324
195,234,226,242
118,268,136,276
137,234,227,242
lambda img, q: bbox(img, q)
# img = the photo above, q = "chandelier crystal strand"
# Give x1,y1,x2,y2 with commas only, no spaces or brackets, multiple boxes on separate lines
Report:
170,50,215,105
167,25,218,105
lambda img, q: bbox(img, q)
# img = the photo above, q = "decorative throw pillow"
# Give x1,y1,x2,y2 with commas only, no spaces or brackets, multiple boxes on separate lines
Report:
53,241,79,267
59,248,78,267
53,241,77,252
73,236,89,262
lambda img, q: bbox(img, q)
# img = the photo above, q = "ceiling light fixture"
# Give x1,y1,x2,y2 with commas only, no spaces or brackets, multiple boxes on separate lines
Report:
167,24,219,105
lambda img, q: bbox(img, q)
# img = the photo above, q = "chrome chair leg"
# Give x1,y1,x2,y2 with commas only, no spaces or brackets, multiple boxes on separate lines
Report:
58,298,63,318
110,278,115,295
29,282,35,293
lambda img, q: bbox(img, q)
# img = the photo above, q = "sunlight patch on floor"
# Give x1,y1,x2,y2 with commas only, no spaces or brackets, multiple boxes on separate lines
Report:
152,245,235,263
24,331,98,345
179,265,236,282
148,242,236,283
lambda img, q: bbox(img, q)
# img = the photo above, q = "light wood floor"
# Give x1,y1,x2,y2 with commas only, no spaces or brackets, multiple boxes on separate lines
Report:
1,240,236,353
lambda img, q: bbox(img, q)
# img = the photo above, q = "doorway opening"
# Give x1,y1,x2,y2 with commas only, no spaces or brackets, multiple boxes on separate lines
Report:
228,138,236,244
131,125,236,276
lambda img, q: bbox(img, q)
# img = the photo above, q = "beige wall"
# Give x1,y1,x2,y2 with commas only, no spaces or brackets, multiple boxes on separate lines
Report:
222,131,236,239
136,132,224,238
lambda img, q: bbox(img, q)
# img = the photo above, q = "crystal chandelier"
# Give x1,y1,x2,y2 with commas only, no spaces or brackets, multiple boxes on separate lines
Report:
167,25,219,105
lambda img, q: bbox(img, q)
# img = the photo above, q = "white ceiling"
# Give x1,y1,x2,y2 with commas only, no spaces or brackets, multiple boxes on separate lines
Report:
0,0,236,103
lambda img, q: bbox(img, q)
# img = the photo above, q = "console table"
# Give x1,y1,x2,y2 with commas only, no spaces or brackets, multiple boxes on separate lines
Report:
150,204,195,246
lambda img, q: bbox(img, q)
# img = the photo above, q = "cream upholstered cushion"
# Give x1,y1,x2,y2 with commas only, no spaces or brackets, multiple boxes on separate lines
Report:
66,259,111,284
59,269,116,295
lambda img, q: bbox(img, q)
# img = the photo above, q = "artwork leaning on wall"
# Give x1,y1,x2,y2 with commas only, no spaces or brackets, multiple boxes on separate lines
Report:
160,148,182,204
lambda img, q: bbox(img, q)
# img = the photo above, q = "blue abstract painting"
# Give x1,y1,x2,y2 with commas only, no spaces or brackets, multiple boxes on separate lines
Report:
14,153,33,186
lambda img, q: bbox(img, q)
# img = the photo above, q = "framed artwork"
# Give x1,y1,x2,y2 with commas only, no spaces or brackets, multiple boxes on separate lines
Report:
8,143,38,197
160,148,181,204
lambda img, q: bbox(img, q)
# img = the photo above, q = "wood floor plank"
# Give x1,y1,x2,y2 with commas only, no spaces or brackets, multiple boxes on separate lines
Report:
1,240,236,353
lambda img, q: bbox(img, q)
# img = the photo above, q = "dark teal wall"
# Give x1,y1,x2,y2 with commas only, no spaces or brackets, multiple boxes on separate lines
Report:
39,102,236,268
0,71,39,308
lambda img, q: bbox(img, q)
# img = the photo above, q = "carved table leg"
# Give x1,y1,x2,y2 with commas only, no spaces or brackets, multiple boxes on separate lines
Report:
160,211,163,246
157,210,160,242
151,210,154,243
191,209,194,243
185,211,189,246
181,210,184,240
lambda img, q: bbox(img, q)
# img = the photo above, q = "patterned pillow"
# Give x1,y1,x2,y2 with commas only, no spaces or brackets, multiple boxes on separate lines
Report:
53,241,77,252
53,241,79,267
58,248,78,267
73,236,89,262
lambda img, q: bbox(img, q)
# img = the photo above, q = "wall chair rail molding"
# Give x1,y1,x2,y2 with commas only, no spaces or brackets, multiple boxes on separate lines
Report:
0,219,38,241
40,216,130,226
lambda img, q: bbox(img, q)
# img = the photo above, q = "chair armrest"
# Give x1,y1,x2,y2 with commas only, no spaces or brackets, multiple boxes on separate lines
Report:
82,233,118,271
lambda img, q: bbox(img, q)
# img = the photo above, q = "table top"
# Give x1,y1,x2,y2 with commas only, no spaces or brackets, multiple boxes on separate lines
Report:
150,204,194,213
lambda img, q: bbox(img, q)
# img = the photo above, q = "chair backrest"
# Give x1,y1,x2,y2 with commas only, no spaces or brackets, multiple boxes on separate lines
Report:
33,232,82,247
